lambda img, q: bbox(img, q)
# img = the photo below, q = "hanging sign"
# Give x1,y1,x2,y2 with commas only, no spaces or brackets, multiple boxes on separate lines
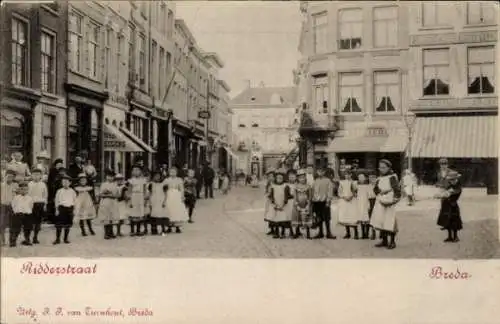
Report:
198,111,211,119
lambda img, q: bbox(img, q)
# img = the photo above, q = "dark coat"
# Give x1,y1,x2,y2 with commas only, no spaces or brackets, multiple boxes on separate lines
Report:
202,166,215,184
68,163,84,184
435,168,454,189
437,181,463,230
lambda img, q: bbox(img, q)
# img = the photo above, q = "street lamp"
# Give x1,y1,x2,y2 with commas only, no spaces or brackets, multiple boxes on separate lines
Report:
403,111,416,171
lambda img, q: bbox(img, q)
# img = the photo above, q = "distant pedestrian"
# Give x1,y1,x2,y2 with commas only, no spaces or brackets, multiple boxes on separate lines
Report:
370,159,401,250
220,172,230,195
184,169,198,224
194,167,203,199
68,155,85,186
202,162,215,199
8,151,31,183
53,175,76,245
435,171,463,243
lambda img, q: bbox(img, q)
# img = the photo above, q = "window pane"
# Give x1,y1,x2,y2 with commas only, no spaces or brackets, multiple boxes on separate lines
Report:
482,3,497,24
424,49,449,65
387,84,399,110
437,66,449,83
467,3,481,24
373,21,386,47
374,71,398,85
352,86,363,109
340,73,362,86
436,3,450,25
468,64,481,86
374,6,397,20
374,84,384,108
483,63,495,87
351,21,362,38
386,20,398,47
422,3,437,26
468,46,495,63
340,9,361,22
313,13,327,26
340,23,351,39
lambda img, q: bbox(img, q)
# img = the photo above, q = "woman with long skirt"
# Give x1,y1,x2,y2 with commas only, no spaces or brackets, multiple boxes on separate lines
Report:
163,167,189,233
435,171,463,243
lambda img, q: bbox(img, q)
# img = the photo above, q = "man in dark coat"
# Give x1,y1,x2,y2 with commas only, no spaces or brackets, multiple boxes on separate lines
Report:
202,162,215,199
67,155,84,186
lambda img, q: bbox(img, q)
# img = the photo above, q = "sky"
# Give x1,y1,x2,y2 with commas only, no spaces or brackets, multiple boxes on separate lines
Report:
175,1,302,98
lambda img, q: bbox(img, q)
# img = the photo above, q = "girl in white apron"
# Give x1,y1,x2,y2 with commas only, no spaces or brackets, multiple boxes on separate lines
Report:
292,169,313,239
115,174,128,237
268,168,293,239
148,170,167,235
401,169,416,206
356,172,371,239
163,167,189,233
98,170,119,240
264,169,275,235
128,165,148,236
74,173,96,237
337,169,359,239
370,159,401,249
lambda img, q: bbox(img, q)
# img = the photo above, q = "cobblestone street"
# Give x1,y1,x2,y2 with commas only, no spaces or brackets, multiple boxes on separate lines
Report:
3,186,499,259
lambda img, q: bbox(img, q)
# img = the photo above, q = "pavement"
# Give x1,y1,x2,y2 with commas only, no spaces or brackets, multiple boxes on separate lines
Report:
2,186,499,259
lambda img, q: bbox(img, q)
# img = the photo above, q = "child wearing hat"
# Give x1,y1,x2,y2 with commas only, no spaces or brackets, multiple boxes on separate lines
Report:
53,174,77,244
264,168,276,235
115,174,128,237
370,159,401,249
292,169,313,239
435,171,463,243
98,170,119,239
74,173,96,237
1,170,17,245
27,168,48,244
268,168,294,239
148,170,167,235
10,182,34,247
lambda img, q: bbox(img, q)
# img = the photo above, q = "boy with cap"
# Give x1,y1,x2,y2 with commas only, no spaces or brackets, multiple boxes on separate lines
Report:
10,182,34,246
28,168,48,244
1,170,17,245
311,167,336,239
54,174,77,244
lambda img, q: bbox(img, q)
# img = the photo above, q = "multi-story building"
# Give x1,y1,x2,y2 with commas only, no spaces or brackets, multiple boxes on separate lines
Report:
1,2,68,166
230,83,298,177
407,1,498,193
297,1,412,176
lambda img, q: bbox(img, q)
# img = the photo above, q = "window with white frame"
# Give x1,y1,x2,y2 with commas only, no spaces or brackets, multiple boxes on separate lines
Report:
41,31,55,93
423,48,450,96
374,71,399,113
422,2,450,27
104,27,112,88
152,40,158,97
116,34,123,92
88,23,99,79
11,18,28,86
69,12,82,72
312,12,328,54
42,114,55,159
468,46,495,94
139,34,146,88
338,8,362,50
339,72,363,113
467,2,497,25
312,74,329,114
373,6,398,48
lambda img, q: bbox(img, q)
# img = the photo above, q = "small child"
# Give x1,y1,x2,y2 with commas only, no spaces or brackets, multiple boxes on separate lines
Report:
311,167,335,239
1,170,18,245
285,169,297,237
74,173,96,237
402,169,416,206
10,182,34,247
163,167,189,233
148,170,166,235
220,172,230,195
98,170,119,239
356,172,371,239
337,169,359,239
54,175,76,244
184,169,198,224
115,174,128,237
128,165,148,236
28,168,48,244
268,168,293,239
292,169,313,239
367,173,377,240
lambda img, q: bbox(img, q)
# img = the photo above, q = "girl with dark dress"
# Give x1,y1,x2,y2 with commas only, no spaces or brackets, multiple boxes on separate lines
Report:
47,159,65,224
435,171,463,243
184,169,198,224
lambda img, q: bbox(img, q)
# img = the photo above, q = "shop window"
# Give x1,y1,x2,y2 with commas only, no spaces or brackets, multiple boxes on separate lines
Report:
374,71,399,113
339,72,363,113
423,48,450,96
42,114,55,160
338,8,362,50
468,46,495,94
1,110,25,157
11,17,29,86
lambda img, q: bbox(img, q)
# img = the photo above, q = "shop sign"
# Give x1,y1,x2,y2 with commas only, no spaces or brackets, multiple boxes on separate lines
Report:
365,126,388,137
198,111,211,119
109,94,128,106
104,131,126,149
410,97,497,110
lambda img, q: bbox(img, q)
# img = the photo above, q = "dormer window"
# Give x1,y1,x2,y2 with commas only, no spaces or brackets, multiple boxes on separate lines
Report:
238,124,246,128
251,97,256,101
251,123,259,128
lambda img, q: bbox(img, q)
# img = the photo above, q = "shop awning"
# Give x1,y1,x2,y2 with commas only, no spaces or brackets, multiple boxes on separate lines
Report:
380,134,408,153
119,127,156,153
104,124,143,152
223,146,238,159
411,116,498,158
327,136,388,153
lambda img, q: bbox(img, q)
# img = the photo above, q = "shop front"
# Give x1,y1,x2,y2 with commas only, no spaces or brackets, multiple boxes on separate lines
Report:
172,119,191,168
153,107,173,169
0,86,41,165
411,114,498,193
65,85,108,179
327,123,407,176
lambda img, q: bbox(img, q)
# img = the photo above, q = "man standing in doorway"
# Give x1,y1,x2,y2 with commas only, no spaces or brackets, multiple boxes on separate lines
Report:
68,155,85,185
202,162,215,199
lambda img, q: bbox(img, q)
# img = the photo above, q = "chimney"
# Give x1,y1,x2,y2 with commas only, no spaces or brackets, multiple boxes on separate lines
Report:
245,79,251,88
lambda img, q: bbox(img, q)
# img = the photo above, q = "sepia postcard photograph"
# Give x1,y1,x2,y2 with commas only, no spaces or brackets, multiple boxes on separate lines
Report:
1,0,499,323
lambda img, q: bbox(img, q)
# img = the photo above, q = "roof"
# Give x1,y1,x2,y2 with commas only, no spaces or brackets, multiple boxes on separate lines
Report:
230,86,297,106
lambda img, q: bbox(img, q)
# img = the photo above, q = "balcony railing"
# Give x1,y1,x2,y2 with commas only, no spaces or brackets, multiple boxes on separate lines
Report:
298,111,339,135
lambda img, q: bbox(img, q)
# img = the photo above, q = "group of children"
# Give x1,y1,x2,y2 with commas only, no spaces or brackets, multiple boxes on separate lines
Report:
1,164,198,247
